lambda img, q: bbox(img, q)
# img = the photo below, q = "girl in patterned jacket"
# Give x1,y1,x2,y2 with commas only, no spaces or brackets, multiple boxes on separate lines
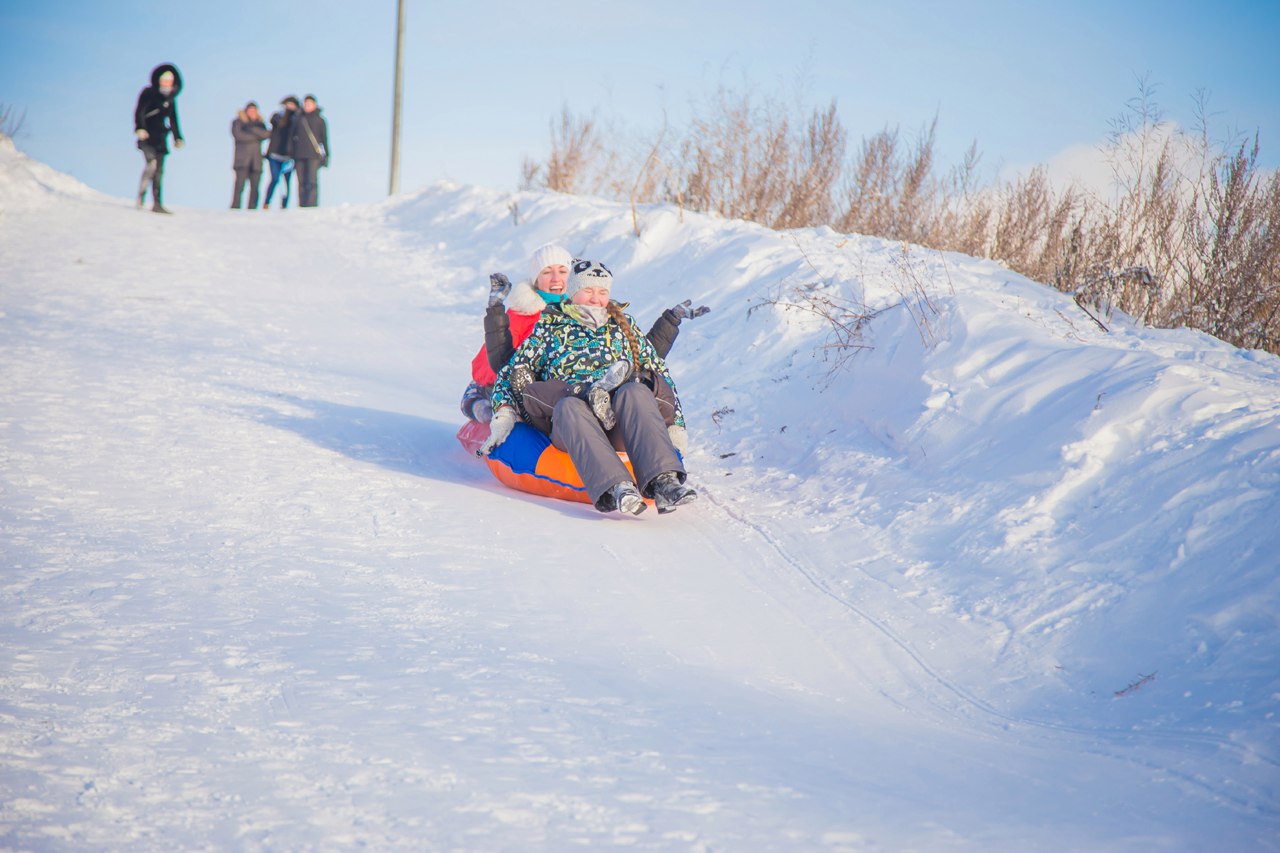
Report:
460,244,708,425
479,261,697,516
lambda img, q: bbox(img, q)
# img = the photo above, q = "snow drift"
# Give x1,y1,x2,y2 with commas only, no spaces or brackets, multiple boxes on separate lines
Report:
2,139,1278,850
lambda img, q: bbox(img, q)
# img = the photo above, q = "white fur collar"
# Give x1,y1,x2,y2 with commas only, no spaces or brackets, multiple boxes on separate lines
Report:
507,278,552,316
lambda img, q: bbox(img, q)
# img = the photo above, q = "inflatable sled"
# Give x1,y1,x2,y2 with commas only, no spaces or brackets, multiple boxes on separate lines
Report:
457,419,644,505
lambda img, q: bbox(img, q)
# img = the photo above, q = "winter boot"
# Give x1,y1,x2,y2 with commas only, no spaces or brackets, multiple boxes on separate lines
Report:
648,471,697,514
587,360,631,430
608,480,647,516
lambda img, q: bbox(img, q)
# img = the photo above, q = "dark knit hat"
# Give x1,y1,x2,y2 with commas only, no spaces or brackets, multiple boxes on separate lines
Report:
282,95,300,108
245,101,258,110
303,94,318,103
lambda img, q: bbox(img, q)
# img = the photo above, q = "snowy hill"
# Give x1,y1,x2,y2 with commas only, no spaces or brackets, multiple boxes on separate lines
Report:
2,140,1278,850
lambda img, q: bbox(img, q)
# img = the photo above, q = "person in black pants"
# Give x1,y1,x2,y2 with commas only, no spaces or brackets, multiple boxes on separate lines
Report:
134,64,184,214
289,94,328,208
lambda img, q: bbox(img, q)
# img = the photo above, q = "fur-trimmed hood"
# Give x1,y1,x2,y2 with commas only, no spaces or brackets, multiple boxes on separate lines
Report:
148,63,183,96
506,278,555,315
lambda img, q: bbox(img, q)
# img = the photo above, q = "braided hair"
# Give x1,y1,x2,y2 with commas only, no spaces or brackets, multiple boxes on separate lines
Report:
606,300,644,370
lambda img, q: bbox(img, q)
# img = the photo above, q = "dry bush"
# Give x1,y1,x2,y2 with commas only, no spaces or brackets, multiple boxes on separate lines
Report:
542,106,601,194
520,81,1278,354
679,87,800,226
835,119,945,245
1061,86,1280,349
1,103,26,139
1181,133,1280,349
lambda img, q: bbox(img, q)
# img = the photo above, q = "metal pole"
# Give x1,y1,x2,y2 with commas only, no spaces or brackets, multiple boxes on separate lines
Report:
388,0,405,196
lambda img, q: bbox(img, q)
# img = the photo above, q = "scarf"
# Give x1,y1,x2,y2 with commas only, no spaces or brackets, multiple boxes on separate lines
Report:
563,303,609,329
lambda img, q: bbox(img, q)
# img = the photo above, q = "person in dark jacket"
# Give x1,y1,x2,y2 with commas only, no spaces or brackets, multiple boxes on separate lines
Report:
230,102,270,209
263,96,299,209
482,261,698,516
288,94,328,207
133,63,184,214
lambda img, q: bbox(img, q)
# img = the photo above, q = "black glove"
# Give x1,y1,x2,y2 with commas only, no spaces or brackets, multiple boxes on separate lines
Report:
487,273,512,307
669,299,710,321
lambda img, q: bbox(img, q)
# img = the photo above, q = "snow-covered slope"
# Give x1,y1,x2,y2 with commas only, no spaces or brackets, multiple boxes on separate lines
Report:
2,141,1278,850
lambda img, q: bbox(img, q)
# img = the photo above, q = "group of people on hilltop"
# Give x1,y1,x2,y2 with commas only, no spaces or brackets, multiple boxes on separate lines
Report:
133,63,329,213
230,94,329,210
463,243,709,517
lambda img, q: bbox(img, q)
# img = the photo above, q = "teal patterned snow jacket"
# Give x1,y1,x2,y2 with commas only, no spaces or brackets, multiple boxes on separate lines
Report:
491,302,685,428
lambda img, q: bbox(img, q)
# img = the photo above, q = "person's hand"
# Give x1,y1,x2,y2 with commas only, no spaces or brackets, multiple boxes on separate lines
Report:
477,407,517,456
173,138,185,149
668,424,689,453
135,129,149,141
668,299,710,321
487,273,512,307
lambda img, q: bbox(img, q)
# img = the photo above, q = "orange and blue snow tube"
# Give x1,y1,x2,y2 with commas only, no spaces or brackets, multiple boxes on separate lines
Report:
457,420,639,504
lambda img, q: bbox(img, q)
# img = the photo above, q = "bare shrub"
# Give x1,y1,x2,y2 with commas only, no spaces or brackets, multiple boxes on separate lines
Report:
543,106,601,194
520,80,1278,354
1,103,26,139
835,118,943,245
1183,133,1280,349
679,87,797,226
898,243,950,346
749,278,876,379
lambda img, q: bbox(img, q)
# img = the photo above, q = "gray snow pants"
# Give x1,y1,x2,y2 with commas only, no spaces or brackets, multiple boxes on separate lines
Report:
231,166,262,209
531,381,684,506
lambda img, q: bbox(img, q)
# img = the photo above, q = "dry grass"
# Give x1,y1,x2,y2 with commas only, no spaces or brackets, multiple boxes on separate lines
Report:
522,83,1279,354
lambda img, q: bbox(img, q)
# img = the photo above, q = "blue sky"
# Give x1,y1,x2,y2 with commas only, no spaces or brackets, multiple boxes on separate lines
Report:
3,0,1277,209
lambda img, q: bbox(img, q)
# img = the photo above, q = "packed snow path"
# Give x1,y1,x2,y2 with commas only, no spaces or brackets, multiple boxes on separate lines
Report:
3,145,1278,849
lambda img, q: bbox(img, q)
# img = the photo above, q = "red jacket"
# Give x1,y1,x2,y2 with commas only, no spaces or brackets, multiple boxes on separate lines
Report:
470,279,552,385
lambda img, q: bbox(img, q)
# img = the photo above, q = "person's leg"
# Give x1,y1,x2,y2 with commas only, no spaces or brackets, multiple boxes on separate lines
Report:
247,167,261,209
231,167,247,208
521,379,572,435
137,145,159,206
303,159,316,207
263,159,280,207
549,396,634,507
611,382,684,495
281,159,294,208
297,159,317,207
151,153,168,212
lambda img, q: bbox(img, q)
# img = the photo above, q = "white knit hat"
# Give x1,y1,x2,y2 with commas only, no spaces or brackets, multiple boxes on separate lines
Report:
566,259,613,299
527,243,573,284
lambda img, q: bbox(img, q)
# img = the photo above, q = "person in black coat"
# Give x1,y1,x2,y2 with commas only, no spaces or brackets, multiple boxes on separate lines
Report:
133,63,184,214
263,96,299,209
230,102,270,209
288,94,328,208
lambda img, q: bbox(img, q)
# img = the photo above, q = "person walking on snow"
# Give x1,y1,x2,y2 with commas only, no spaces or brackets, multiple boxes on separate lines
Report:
230,101,270,209
263,96,299,209
289,94,328,207
481,260,698,516
133,63,184,214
